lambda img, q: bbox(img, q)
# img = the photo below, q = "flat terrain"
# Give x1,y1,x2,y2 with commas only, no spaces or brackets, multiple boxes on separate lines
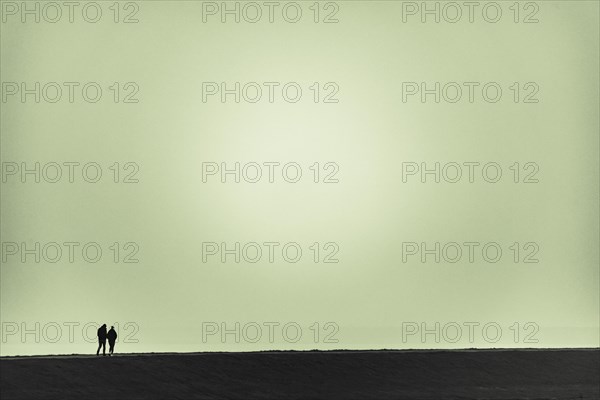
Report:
1,349,598,399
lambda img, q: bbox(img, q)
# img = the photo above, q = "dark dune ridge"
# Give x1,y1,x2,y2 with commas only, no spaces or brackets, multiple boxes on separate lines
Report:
1,349,598,399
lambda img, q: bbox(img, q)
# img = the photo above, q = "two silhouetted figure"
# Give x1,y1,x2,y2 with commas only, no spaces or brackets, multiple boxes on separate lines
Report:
96,324,118,356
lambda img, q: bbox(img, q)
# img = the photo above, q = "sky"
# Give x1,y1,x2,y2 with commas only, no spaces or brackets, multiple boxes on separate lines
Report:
1,0,599,356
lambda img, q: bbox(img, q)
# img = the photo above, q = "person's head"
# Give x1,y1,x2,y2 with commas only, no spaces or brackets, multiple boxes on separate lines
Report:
111,326,114,329
102,324,106,327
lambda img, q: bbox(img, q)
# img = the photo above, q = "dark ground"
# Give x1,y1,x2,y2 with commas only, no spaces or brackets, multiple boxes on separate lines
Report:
1,349,598,399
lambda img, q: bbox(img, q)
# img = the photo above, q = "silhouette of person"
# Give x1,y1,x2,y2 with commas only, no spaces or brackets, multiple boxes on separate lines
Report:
107,326,118,356
97,324,107,356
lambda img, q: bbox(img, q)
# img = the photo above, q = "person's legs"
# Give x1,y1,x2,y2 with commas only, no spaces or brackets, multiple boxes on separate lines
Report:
101,340,106,356
109,341,115,355
97,340,102,355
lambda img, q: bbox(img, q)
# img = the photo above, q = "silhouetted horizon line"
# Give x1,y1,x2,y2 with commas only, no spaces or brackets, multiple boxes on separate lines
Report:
2,347,598,360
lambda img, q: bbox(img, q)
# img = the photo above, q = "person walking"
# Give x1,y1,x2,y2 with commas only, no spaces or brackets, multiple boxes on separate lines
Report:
96,324,107,356
107,326,118,356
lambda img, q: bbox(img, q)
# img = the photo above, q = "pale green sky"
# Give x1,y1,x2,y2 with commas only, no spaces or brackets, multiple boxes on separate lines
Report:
1,0,598,356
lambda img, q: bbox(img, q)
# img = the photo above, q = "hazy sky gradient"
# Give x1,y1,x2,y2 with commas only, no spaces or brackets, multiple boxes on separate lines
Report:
1,0,598,356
